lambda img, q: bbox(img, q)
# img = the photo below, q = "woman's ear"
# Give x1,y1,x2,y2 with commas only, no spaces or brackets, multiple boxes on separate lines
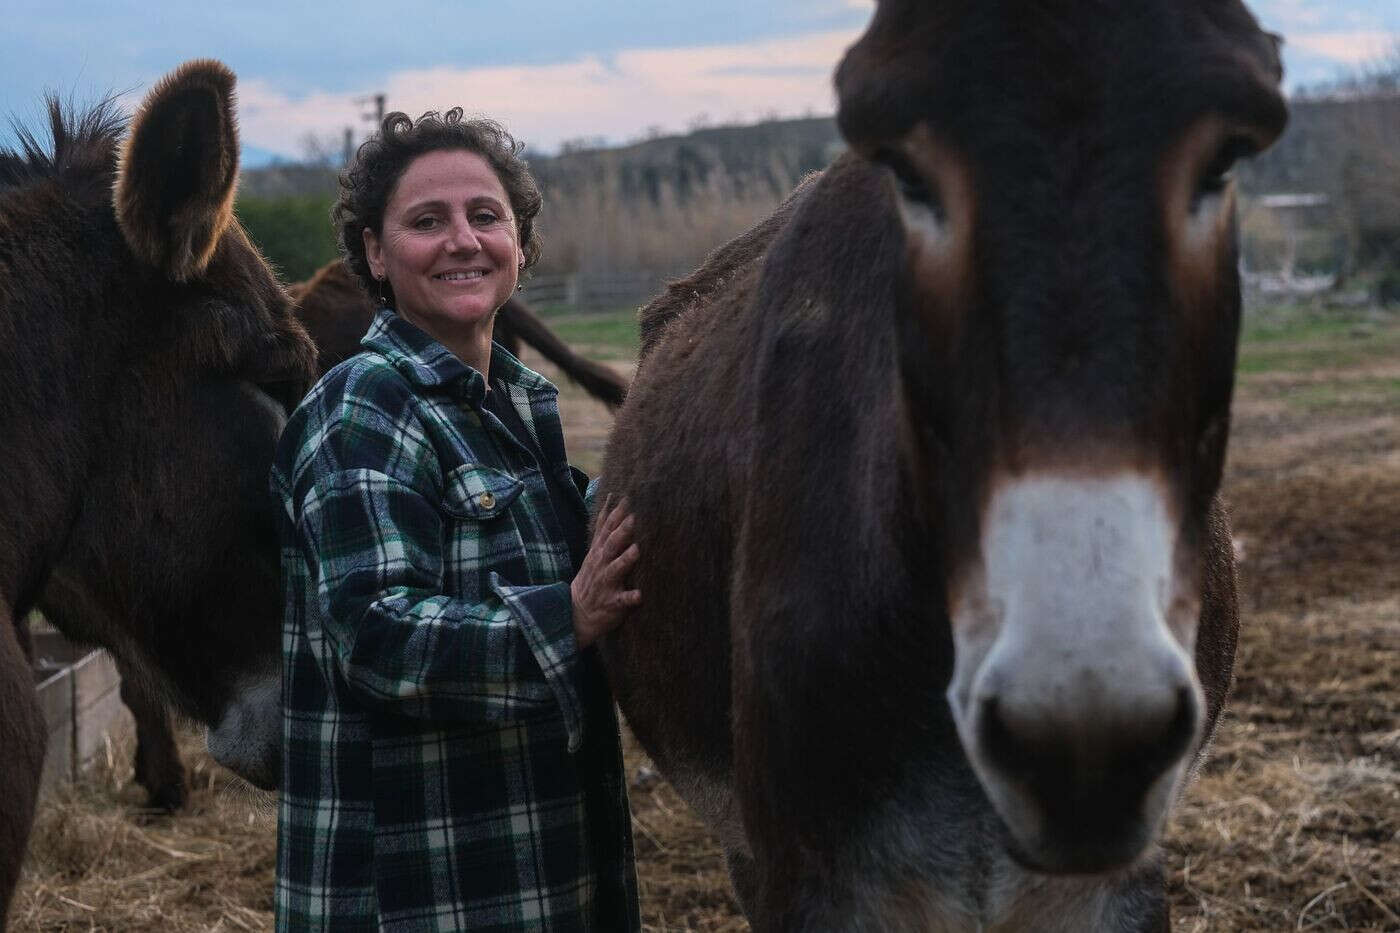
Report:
363,226,384,279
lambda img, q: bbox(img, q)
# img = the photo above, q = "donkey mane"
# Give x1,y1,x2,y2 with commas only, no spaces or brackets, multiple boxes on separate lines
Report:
0,97,124,195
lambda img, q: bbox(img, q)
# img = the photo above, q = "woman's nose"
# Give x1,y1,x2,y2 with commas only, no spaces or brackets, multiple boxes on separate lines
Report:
445,217,481,254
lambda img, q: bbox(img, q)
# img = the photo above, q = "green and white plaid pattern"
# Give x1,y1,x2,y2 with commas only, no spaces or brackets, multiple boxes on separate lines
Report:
273,310,637,931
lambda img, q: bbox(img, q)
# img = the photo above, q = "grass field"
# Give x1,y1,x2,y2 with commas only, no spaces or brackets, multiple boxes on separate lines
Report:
533,305,643,362
1238,305,1400,374
13,299,1400,931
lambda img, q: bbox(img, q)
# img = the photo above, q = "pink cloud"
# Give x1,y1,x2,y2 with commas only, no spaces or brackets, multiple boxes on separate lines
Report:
1288,31,1398,64
232,29,864,160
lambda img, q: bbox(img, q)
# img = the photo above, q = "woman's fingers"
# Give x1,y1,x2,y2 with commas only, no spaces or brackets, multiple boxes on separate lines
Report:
591,495,630,552
609,541,640,577
600,513,636,563
571,495,644,647
589,499,634,563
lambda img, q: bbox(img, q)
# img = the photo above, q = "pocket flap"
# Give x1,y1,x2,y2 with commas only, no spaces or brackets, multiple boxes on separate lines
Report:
443,464,524,519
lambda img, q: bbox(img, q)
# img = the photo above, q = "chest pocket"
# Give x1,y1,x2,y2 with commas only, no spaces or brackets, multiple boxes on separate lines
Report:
442,464,525,520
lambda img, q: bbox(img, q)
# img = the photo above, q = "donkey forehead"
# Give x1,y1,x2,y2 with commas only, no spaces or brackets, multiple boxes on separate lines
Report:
836,0,1285,152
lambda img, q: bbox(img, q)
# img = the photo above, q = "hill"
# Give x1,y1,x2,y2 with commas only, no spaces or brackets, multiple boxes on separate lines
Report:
237,99,1399,285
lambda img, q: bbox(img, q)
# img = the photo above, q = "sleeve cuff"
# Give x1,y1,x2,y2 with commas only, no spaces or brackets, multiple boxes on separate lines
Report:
488,574,586,752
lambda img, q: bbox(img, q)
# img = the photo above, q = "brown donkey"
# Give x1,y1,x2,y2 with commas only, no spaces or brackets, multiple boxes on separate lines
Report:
0,60,316,923
600,2,1287,929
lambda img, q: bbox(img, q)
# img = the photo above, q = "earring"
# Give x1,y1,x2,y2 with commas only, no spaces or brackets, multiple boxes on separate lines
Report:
377,275,389,307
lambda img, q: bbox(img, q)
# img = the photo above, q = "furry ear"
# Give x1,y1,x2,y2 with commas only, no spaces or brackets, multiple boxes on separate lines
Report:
114,59,239,282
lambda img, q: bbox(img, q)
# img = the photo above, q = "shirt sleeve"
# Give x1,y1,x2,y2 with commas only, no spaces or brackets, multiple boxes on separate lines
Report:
294,463,588,750
584,475,600,516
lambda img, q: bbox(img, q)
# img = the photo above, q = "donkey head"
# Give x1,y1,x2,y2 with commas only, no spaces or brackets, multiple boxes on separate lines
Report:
835,0,1286,871
18,61,316,789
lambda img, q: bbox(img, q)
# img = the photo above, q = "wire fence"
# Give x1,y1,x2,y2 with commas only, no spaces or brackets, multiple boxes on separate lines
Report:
520,269,686,312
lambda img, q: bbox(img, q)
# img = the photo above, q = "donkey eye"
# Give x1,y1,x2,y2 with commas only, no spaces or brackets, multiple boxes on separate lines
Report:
1195,136,1257,204
875,148,940,210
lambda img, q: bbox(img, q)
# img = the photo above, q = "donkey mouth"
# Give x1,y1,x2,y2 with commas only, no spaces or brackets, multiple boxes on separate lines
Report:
206,670,281,790
995,770,1179,875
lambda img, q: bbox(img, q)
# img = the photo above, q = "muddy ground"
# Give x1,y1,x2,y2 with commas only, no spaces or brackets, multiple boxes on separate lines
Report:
12,305,1398,931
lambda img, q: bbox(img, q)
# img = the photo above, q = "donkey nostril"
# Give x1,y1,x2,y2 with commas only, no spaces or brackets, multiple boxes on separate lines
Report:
1144,685,1200,775
977,695,1068,781
975,682,1201,791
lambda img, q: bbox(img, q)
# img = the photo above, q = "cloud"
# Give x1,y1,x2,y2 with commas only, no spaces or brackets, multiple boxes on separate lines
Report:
1287,30,1398,64
232,29,863,160
1255,0,1329,32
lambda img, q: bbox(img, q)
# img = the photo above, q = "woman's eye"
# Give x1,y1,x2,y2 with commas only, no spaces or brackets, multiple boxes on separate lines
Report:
412,216,439,230
471,211,502,227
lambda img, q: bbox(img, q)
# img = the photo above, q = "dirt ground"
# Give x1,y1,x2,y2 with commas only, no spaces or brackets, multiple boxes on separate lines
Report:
11,309,1398,931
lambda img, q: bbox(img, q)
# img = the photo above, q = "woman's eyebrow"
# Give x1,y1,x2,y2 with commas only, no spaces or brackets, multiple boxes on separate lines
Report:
399,197,448,214
400,195,507,214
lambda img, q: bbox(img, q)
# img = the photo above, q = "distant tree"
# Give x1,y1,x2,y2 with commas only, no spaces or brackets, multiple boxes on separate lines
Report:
236,194,339,283
558,136,608,155
1287,44,1400,284
299,132,343,167
1339,46,1400,275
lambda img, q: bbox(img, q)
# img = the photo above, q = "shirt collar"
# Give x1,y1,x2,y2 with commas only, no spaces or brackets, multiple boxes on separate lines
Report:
360,308,555,402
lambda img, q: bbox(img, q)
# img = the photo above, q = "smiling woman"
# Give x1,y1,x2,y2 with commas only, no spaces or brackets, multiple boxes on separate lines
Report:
272,110,643,931
363,148,525,372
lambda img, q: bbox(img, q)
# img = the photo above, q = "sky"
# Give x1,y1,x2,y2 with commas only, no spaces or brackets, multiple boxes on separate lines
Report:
2,1,1397,167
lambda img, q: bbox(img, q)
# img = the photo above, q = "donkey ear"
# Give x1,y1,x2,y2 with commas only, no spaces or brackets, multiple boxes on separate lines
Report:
115,59,240,282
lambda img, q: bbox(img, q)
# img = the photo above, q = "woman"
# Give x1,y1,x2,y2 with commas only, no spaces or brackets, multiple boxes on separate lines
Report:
271,110,641,931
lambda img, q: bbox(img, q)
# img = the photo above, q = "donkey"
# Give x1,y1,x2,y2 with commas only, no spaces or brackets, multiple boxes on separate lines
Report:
0,60,316,923
599,2,1287,929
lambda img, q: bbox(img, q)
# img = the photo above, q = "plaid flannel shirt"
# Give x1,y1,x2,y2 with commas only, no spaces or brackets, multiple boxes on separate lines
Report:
272,310,638,932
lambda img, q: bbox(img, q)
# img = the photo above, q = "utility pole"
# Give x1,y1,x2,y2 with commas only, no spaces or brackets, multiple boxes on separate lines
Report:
345,94,386,161
356,93,386,131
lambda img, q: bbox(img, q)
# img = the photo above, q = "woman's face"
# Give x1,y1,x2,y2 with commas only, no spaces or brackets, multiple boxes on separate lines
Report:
364,148,523,351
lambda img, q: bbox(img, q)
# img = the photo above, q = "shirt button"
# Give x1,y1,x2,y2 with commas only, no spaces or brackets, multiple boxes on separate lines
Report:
479,492,496,509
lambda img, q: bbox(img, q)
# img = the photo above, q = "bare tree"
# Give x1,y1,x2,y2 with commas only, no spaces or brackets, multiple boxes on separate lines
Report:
1342,47,1400,273
1295,42,1400,283
299,131,343,168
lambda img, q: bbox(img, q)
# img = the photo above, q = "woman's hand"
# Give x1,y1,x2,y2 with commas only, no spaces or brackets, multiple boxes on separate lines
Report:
571,496,642,649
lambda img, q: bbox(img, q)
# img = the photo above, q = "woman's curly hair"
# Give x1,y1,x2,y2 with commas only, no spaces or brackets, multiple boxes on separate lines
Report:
333,109,543,308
